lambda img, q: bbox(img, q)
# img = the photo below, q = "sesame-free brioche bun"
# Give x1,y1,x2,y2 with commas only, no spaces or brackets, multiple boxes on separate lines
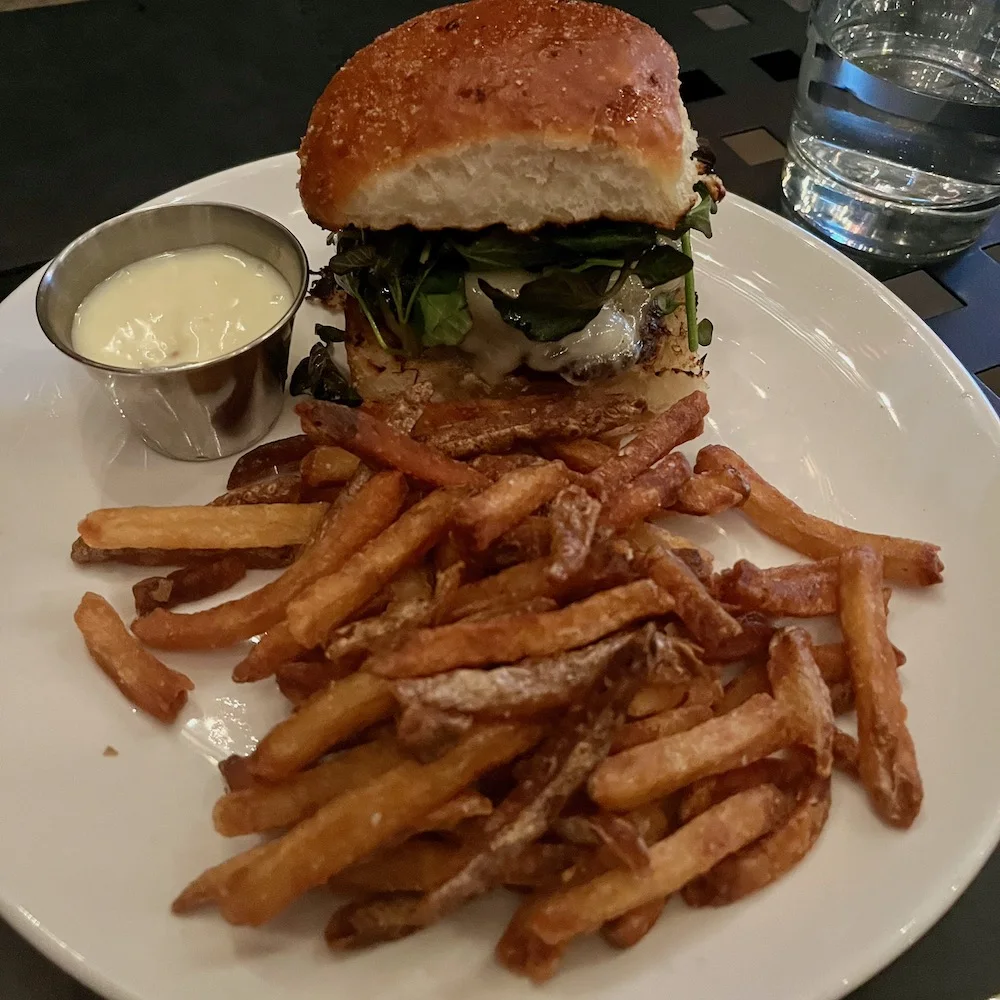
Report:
298,0,700,233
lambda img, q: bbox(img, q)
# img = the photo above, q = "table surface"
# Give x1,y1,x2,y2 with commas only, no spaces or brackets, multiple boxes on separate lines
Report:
1,2,998,999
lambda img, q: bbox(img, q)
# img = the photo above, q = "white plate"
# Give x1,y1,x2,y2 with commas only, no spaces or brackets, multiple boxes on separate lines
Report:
2,152,999,1000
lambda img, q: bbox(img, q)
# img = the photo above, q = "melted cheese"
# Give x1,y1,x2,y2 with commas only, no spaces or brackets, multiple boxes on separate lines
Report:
462,270,652,385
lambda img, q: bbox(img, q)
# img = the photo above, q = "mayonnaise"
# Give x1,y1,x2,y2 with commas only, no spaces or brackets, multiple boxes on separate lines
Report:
71,244,291,369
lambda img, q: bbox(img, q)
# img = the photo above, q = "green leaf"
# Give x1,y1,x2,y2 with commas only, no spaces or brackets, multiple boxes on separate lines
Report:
697,317,714,346
416,266,473,347
450,228,561,270
682,232,699,353
652,290,681,315
633,244,694,288
545,220,660,258
324,243,379,273
334,271,391,353
681,183,717,239
289,343,362,405
314,323,346,345
478,266,613,342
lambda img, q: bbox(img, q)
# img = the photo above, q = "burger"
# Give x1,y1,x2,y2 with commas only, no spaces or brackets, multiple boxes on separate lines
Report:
295,0,723,411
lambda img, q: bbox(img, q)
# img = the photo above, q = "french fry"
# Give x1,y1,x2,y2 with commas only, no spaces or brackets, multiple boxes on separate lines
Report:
333,631,655,943
469,452,548,480
639,542,741,646
73,593,193,724
409,396,540,435
275,657,354,705
766,628,834,777
78,503,327,551
325,598,437,673
211,473,303,506
718,557,851,617
496,900,568,983
172,841,275,914
300,445,361,486
232,622,303,684
717,663,771,715
598,452,693,530
218,723,540,926
456,462,567,552
286,489,463,649
670,466,750,516
433,558,465,599
704,610,775,662
412,790,494,833
587,813,653,873
437,557,555,619
589,693,788,810
247,672,396,782
500,807,669,979
718,640,906,716
227,434,313,490
132,473,407,651
394,632,639,719
369,580,673,679
546,486,601,583
527,784,791,945
296,400,487,488
678,755,808,824
331,841,471,894
326,382,431,510
587,390,708,499
626,684,685,717
833,729,861,778
838,547,923,827
601,898,666,949
695,446,943,586
218,753,259,792
422,395,646,459
396,703,474,761
628,523,715,590
539,437,616,473
612,703,714,752
132,555,247,617
71,537,297,569
331,839,586,895
212,739,406,836
552,804,668,850
477,515,552,570
388,564,434,606
627,673,721,719
683,774,831,906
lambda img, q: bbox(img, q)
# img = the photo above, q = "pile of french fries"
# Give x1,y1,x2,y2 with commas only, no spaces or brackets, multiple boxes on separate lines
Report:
71,384,943,980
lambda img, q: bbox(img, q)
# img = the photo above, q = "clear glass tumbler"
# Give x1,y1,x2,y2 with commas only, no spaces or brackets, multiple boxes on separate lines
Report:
781,0,1000,262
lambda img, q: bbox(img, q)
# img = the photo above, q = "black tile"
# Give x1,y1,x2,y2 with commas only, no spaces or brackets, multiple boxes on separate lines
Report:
752,49,801,82
884,270,965,320
977,364,1000,395
983,243,1000,263
679,69,725,103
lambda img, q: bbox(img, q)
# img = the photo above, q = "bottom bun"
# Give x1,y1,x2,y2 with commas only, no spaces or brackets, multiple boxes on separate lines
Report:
343,299,706,411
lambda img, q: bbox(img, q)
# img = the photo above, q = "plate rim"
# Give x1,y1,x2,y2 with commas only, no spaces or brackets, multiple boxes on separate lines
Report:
2,150,999,1000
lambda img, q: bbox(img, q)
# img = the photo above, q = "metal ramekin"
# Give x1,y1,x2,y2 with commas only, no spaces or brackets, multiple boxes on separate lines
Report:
36,202,308,461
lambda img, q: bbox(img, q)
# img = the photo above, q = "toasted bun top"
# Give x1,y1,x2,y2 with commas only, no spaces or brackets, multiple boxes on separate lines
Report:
298,0,700,233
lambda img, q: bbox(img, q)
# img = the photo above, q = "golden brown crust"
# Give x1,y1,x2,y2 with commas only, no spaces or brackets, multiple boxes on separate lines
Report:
299,0,697,231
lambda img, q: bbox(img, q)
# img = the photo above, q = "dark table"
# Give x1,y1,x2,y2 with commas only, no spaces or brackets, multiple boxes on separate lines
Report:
1,2,998,998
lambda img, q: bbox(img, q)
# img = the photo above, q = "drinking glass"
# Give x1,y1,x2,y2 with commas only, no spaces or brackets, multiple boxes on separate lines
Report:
781,0,1000,262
